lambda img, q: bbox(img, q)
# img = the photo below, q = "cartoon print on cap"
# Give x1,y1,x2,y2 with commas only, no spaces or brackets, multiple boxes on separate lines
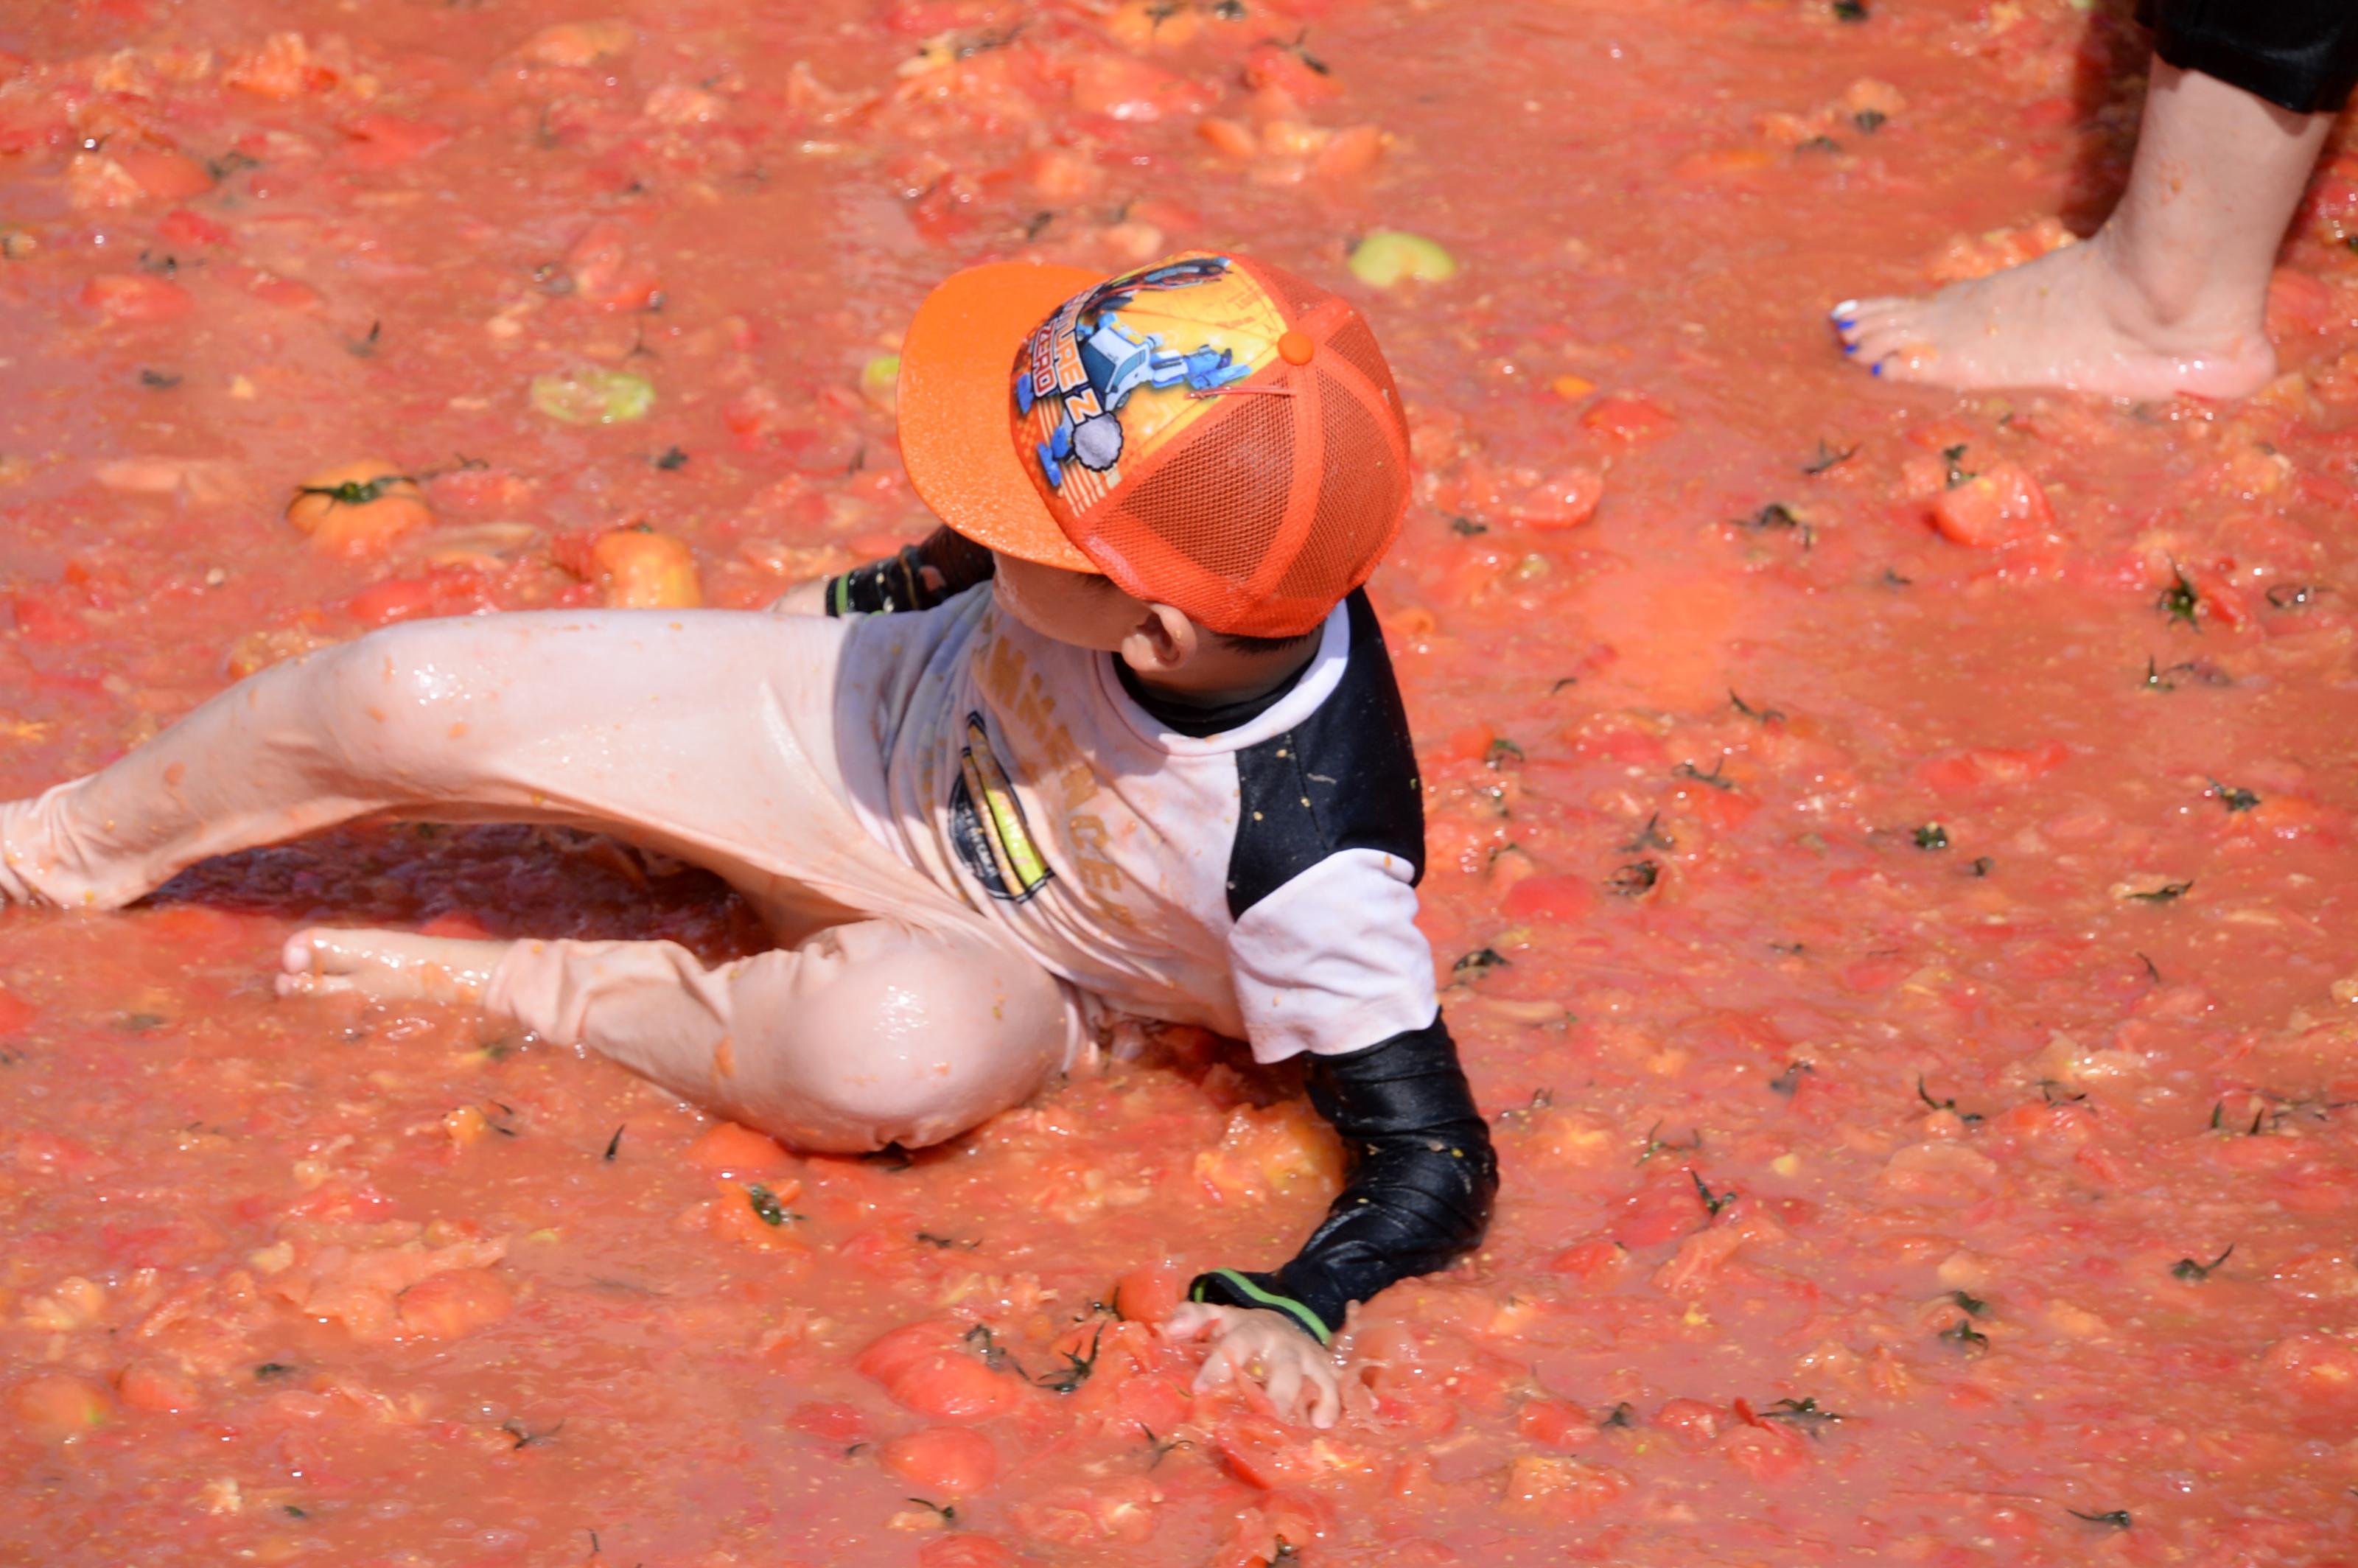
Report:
1012,253,1287,518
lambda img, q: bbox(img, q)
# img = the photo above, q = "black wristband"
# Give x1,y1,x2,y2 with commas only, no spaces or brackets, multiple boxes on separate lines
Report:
825,545,937,617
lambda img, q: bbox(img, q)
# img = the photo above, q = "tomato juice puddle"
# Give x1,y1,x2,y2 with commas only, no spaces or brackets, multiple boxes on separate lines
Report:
4,0,2358,1563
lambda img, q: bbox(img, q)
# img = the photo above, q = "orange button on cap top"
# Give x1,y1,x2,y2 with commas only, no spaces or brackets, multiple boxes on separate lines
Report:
1276,329,1315,365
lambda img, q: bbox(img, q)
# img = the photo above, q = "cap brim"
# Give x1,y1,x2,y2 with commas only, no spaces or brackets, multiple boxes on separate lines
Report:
898,260,1101,573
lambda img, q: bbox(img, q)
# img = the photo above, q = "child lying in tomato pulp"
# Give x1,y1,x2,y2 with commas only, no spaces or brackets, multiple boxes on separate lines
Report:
0,251,1497,1427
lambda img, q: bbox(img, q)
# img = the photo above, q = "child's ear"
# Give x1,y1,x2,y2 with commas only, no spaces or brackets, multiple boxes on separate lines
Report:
1122,603,1199,673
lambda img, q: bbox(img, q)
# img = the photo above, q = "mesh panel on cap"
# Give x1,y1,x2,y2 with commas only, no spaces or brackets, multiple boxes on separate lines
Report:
1110,391,1297,590
1242,256,1333,323
1321,312,1402,410
1272,365,1404,604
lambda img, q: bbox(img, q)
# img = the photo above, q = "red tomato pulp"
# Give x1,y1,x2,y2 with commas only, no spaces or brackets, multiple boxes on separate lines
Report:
4,1,2358,1564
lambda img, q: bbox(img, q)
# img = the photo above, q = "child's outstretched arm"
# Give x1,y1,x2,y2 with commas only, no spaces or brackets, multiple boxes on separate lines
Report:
1174,1012,1496,1425
1190,1014,1494,1334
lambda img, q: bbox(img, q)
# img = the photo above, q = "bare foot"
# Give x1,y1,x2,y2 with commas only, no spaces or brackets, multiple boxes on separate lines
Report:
278,928,513,1004
1831,230,2278,402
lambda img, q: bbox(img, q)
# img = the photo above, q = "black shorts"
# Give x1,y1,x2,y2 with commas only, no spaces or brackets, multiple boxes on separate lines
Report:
2141,1,2358,115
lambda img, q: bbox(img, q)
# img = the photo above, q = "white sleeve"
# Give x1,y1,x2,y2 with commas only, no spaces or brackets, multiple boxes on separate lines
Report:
1225,847,1441,1065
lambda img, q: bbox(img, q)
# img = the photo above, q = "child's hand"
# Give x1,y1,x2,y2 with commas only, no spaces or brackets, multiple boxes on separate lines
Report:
1162,1301,1342,1429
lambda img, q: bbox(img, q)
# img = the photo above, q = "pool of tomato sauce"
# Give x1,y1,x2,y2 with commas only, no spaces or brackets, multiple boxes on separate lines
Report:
4,1,2358,1563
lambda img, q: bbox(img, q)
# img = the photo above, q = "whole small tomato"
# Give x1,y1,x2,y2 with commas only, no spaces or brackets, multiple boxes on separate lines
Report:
286,459,434,556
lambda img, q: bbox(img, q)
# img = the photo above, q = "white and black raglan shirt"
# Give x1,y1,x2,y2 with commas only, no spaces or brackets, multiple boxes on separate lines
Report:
830,561,1496,1343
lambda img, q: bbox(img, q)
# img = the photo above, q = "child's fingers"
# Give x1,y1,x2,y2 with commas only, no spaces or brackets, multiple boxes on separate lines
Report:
1191,1344,1238,1393
1304,1361,1343,1429
1264,1357,1304,1421
1161,1302,1220,1340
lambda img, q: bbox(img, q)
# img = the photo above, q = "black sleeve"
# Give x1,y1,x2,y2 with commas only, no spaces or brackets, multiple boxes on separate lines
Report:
822,527,996,617
1187,1011,1497,1343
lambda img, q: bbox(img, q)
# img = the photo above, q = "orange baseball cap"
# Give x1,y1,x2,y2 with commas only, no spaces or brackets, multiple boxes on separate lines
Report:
896,251,1412,638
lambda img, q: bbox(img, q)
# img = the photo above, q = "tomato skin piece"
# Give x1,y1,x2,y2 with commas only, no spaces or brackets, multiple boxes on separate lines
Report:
564,217,662,311
788,1401,867,1442
1216,1414,1371,1491
1010,1477,1164,1547
340,113,454,168
1068,56,1206,122
396,1268,514,1340
1721,1422,1809,1480
1653,1397,1724,1449
1212,1491,1338,1568
1608,1180,1701,1247
1112,1370,1191,1435
7,589,88,643
1516,1398,1598,1449
116,1359,200,1414
1314,122,1387,179
116,147,213,200
1111,1259,1183,1324
1434,723,1496,766
1508,466,1605,530
248,272,323,310
2261,1332,2358,1411
2197,573,2255,630
223,31,341,97
685,1121,791,1175
2265,267,2334,337
340,567,500,629
1242,41,1340,104
11,1373,113,1441
879,1426,999,1494
1216,1414,1309,1490
1501,873,1595,925
706,1185,810,1254
77,273,194,323
1578,394,1677,445
0,986,34,1035
917,1540,1019,1568
1928,463,2054,548
1546,1236,1626,1281
856,1320,956,1387
1500,1454,1630,1521
517,18,635,66
1916,741,2070,797
158,208,232,248
892,1351,1021,1422
858,1321,1022,1422
1671,146,1777,181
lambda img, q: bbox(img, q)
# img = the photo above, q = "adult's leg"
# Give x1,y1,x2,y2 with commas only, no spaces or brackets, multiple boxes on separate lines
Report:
1835,47,2341,399
281,918,1077,1152
0,609,874,920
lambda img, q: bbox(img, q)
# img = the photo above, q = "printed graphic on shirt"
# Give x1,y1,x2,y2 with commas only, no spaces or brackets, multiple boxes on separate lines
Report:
948,711,1053,902
1012,253,1278,509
